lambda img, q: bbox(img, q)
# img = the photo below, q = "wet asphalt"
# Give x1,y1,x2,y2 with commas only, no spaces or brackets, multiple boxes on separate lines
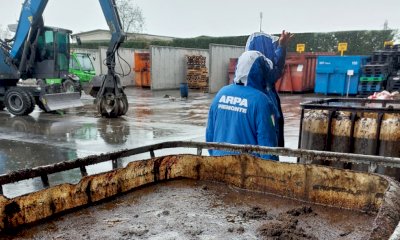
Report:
0,88,318,197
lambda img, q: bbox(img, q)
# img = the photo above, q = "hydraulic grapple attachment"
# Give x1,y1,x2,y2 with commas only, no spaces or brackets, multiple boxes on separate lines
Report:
88,74,128,118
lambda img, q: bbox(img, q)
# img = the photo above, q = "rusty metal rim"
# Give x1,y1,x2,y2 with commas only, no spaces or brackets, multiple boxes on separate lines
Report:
1,141,400,193
300,98,400,113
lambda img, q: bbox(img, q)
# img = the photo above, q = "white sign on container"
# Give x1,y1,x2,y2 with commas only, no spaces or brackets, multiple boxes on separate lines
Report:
347,70,354,76
297,64,304,72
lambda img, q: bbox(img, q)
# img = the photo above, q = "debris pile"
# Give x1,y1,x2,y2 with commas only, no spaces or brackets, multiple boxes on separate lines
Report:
367,90,400,100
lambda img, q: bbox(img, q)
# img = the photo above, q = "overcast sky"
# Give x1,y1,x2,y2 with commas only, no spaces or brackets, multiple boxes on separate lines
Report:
0,0,399,38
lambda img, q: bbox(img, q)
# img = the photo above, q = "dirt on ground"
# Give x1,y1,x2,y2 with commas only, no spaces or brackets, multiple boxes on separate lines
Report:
1,179,374,240
258,206,317,240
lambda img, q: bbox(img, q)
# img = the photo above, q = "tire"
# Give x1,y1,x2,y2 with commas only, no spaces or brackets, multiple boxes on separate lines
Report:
63,79,81,95
0,102,4,111
4,88,35,116
26,91,36,113
121,95,129,115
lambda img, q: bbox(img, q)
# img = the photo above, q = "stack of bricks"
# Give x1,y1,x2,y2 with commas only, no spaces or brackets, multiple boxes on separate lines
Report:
186,55,208,91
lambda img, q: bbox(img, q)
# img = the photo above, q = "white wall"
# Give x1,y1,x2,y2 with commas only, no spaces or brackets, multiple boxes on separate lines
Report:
77,31,111,42
72,31,173,43
209,44,244,93
150,46,209,90
127,33,174,42
99,47,149,87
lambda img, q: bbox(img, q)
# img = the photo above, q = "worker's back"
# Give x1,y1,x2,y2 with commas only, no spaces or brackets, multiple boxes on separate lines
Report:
206,51,278,160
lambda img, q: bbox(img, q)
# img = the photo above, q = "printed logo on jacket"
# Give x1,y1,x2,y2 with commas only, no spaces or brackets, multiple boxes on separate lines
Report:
218,95,248,114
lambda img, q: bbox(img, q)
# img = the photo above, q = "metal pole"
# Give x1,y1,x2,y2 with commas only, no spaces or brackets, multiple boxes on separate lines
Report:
346,75,351,98
259,12,263,32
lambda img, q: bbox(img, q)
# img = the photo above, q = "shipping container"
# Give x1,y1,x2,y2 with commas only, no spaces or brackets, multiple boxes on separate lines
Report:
315,56,367,95
134,53,151,88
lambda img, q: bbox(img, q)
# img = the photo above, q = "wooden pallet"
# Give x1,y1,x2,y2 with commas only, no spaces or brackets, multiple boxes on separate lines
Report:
187,55,207,68
186,55,209,92
187,70,208,75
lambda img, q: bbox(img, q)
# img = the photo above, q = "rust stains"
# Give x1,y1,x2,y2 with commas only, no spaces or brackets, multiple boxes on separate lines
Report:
0,154,397,239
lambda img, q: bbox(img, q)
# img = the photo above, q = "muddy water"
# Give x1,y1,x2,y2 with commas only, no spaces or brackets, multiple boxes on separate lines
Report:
2,179,374,240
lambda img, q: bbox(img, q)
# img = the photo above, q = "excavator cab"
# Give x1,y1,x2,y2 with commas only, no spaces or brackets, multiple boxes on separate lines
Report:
31,27,82,112
34,27,71,80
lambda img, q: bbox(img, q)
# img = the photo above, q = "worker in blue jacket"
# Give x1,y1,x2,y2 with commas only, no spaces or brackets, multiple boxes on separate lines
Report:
206,51,278,160
245,31,292,147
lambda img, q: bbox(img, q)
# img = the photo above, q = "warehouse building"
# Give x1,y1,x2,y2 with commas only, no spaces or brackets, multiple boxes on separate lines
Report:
71,29,174,43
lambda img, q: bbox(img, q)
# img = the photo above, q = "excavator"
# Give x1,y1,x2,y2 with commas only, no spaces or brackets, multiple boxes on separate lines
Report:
0,0,128,118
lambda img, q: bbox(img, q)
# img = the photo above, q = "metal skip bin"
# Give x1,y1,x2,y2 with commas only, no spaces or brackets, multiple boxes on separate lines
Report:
227,53,334,91
276,53,309,93
228,53,332,91
0,142,400,239
314,56,367,96
276,53,335,93
299,98,400,180
134,52,151,88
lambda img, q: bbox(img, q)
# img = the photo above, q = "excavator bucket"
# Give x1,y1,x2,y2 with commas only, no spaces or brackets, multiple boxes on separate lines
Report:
39,92,83,112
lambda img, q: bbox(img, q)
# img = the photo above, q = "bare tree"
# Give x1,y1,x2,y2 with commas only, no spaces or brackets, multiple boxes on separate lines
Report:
116,0,145,33
0,25,11,40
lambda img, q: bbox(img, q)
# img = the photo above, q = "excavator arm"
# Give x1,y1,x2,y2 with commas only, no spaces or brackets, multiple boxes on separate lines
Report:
93,0,129,117
5,0,48,79
10,0,48,60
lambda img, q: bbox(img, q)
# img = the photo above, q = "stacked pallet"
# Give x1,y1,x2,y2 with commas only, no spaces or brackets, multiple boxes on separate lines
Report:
358,50,395,96
358,64,388,97
384,46,400,92
186,55,208,91
387,71,400,92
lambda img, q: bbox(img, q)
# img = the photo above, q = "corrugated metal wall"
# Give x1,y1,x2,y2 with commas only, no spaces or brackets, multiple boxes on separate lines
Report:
99,47,149,87
209,44,244,93
150,46,209,90
73,44,244,91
